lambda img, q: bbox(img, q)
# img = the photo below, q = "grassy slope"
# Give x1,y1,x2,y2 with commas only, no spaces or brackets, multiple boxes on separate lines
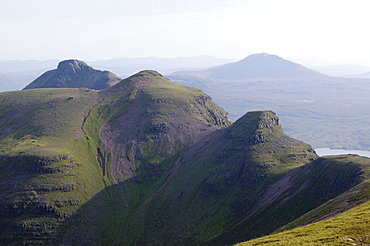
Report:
278,155,370,232
236,200,370,246
236,154,370,246
0,88,126,245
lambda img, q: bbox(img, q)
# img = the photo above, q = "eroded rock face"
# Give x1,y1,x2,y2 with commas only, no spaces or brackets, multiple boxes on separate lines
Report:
55,60,93,76
24,59,122,90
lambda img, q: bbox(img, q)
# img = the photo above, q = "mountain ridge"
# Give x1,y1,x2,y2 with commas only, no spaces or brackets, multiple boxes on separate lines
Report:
1,67,370,245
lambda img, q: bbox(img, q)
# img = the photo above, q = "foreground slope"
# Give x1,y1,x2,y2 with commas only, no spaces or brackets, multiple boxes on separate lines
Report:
23,59,122,90
236,157,370,245
237,201,370,245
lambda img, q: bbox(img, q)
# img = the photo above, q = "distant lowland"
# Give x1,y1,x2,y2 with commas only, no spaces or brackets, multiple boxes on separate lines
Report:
1,55,370,245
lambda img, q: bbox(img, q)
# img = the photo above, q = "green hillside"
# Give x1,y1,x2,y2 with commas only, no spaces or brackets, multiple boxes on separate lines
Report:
0,88,109,245
0,70,231,245
126,110,317,245
237,190,370,245
1,69,370,246
235,154,370,246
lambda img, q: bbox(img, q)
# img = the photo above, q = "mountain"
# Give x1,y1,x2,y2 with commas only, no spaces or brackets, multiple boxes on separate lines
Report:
172,53,322,79
23,59,122,90
126,110,316,245
0,70,230,245
125,111,370,245
1,69,370,245
168,53,370,151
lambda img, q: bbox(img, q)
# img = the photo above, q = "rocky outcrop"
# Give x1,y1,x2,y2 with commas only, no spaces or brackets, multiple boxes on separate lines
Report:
23,59,121,90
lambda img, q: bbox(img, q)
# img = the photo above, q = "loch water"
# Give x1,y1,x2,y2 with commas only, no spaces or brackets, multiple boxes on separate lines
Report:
315,148,370,158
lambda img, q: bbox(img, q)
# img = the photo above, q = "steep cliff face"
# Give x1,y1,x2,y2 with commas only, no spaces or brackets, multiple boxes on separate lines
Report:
23,59,121,90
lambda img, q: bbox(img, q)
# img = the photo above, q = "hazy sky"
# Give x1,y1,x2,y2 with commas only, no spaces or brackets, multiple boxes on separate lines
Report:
1,0,370,65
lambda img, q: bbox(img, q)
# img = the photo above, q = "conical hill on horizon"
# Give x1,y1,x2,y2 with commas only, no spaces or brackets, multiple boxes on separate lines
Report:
171,53,324,79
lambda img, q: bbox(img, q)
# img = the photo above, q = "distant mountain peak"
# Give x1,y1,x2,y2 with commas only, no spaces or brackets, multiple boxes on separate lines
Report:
23,59,122,90
212,53,319,79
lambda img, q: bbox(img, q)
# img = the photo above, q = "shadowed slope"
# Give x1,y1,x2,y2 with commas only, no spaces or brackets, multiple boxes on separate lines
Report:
0,88,107,245
115,111,317,245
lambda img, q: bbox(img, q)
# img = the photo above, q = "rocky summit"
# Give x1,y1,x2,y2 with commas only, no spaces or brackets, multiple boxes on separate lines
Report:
23,59,122,90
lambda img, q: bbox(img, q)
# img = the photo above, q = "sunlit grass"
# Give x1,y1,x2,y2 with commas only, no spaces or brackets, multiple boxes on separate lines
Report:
236,199,370,245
